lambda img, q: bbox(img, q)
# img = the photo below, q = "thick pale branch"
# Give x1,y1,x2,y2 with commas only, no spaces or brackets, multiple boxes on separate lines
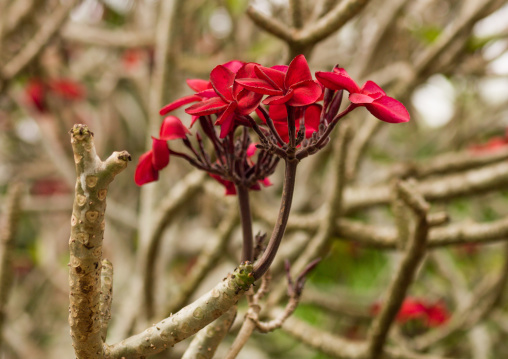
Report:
68,124,130,359
182,306,237,359
280,314,366,358
387,147,508,180
246,6,294,43
104,263,255,358
295,0,372,46
336,215,508,249
344,161,508,212
289,0,304,29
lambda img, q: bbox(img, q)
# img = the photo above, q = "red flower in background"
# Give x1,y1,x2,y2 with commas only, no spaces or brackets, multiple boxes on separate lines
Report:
236,54,322,107
25,78,85,112
315,68,409,124
25,79,46,112
371,297,449,328
47,79,84,99
469,129,508,154
135,116,190,186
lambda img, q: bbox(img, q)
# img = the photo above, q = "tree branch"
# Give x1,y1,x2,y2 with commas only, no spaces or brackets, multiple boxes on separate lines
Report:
68,124,130,359
104,263,255,358
182,306,237,359
0,183,23,351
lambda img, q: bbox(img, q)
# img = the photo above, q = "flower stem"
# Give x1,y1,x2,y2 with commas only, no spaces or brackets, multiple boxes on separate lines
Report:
237,184,254,262
253,159,298,278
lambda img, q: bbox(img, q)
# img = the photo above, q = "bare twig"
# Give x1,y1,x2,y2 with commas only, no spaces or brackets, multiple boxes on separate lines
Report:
366,181,430,359
0,183,23,351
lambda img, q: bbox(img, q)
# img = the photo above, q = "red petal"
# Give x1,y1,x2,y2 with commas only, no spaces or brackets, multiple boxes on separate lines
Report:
209,173,237,195
361,80,386,99
190,115,199,127
350,93,375,104
222,60,245,73
288,80,322,106
151,137,170,170
366,96,410,124
263,90,293,105
135,151,159,186
255,66,285,89
285,55,312,88
186,79,211,92
186,97,228,116
197,89,219,99
271,65,288,73
235,78,281,95
246,143,257,157
260,177,272,187
210,65,235,102
160,94,202,115
159,116,191,140
215,102,238,138
304,104,321,137
233,62,259,97
273,119,290,143
268,104,287,120
236,89,263,115
315,70,360,94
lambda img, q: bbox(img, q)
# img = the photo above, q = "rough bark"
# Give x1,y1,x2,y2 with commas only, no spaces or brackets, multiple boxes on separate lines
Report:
68,124,130,359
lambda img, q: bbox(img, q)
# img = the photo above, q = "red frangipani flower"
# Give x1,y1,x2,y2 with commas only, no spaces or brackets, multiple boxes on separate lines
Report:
315,68,410,124
185,63,263,138
159,60,245,119
236,54,322,107
135,116,190,186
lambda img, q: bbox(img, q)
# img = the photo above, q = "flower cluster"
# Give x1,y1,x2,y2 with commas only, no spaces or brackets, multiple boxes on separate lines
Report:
135,55,410,192
371,297,450,328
